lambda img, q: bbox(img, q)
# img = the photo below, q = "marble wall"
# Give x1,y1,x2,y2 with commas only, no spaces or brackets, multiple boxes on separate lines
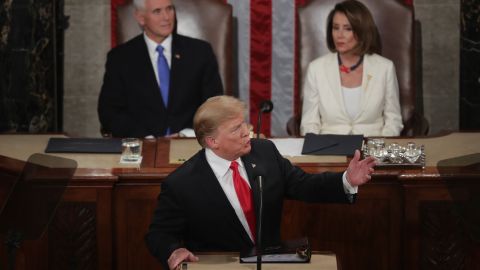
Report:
415,0,460,135
63,0,110,137
460,0,480,129
0,0,62,133
62,0,462,137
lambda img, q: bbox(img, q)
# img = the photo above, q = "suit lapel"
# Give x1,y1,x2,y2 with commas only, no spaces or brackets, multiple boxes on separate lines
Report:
327,53,350,118
135,36,166,112
355,54,375,120
241,155,259,204
169,34,184,110
195,151,254,245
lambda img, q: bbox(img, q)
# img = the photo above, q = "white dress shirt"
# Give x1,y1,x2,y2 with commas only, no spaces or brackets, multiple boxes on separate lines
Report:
144,33,172,86
205,148,255,241
342,86,362,120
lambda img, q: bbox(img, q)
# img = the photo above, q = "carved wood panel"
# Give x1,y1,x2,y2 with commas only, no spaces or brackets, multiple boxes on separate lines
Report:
48,202,97,270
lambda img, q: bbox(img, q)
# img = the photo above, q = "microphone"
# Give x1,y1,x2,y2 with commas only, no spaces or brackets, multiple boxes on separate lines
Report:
253,166,267,270
259,100,273,113
256,100,274,139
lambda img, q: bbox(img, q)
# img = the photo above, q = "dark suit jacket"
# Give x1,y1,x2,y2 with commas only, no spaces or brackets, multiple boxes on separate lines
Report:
145,139,353,267
98,34,223,137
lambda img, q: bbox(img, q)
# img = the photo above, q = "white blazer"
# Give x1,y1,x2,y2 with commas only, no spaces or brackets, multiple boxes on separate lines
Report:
300,53,403,137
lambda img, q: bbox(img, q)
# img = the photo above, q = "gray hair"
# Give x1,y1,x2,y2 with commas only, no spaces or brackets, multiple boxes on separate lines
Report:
133,0,145,10
133,0,176,10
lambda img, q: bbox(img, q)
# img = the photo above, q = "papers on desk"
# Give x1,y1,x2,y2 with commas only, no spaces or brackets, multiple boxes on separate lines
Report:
269,135,363,157
240,253,307,263
240,237,311,263
269,138,305,157
269,138,347,163
119,155,142,165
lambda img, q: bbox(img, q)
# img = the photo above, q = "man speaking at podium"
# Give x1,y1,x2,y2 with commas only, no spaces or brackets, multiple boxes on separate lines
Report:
145,96,376,269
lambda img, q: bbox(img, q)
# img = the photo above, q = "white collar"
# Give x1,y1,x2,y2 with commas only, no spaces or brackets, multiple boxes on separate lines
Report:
205,148,244,180
143,32,172,55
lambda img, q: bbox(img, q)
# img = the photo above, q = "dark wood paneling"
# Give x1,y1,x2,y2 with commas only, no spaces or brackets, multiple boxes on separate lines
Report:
403,179,480,270
49,203,98,270
282,181,403,270
0,173,114,270
114,185,162,270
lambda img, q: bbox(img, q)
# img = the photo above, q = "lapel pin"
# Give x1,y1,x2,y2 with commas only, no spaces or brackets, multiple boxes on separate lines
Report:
252,164,256,168
175,54,181,59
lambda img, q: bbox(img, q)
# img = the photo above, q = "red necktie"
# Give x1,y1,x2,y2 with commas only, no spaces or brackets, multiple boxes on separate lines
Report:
230,161,256,242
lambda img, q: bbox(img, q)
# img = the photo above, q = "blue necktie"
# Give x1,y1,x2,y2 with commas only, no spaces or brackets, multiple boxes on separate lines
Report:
156,45,171,135
156,45,170,107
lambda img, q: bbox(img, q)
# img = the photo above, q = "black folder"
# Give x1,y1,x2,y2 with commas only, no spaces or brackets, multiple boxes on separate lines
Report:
45,138,122,154
301,133,363,156
240,237,311,263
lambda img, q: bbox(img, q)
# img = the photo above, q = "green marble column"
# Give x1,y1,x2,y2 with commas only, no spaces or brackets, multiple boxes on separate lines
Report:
460,0,480,129
0,0,66,133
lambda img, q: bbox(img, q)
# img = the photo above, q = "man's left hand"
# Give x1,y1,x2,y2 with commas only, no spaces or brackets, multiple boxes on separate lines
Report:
346,150,376,186
168,248,198,270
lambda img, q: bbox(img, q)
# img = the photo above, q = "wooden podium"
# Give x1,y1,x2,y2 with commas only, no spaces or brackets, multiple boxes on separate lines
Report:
185,253,338,270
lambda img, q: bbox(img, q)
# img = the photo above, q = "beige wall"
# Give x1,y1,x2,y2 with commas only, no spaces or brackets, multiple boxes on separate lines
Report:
63,0,460,137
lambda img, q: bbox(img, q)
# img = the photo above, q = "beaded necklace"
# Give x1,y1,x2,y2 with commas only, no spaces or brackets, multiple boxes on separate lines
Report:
337,54,364,73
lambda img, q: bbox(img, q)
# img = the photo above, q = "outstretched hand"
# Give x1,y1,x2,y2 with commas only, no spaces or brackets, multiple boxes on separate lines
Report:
346,150,376,187
168,248,199,270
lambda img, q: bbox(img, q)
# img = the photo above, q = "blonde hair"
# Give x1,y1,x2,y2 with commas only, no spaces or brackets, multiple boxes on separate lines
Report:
194,96,246,147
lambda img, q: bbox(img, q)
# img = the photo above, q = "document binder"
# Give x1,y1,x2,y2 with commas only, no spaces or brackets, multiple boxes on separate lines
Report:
302,133,363,156
45,138,122,154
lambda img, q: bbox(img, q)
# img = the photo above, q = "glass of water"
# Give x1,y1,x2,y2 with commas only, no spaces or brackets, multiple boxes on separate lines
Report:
121,138,141,162
387,142,403,164
404,142,421,163
372,139,386,162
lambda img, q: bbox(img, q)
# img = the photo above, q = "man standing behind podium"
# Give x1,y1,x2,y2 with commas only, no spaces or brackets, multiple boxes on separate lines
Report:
98,0,223,138
145,96,376,270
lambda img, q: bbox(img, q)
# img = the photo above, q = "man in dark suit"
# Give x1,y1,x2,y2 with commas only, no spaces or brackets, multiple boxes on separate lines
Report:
98,0,223,138
145,95,376,270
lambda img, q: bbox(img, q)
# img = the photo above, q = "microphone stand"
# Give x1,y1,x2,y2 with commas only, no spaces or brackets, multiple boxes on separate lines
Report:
254,100,271,270
256,175,263,270
256,112,263,140
256,100,273,139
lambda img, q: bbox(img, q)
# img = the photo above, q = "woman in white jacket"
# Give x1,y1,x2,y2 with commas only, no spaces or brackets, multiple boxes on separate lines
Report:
300,0,403,137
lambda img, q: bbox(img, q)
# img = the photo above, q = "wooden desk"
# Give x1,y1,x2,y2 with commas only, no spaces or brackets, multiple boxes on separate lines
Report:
0,133,479,270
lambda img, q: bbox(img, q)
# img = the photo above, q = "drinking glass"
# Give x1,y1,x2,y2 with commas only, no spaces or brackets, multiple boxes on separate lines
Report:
121,138,141,162
372,140,386,162
387,142,403,164
404,142,421,163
